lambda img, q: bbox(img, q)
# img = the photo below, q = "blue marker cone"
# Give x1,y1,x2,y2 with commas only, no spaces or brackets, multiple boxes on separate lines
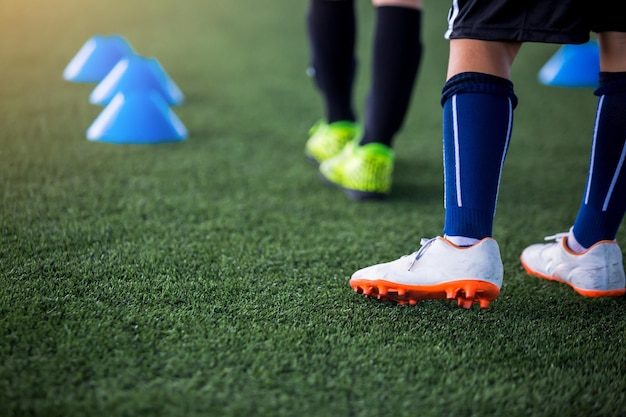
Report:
63,35,134,83
87,92,188,144
89,55,184,106
538,41,600,88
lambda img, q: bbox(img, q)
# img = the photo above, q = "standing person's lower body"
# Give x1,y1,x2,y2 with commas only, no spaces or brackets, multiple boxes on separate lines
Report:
305,0,423,200
349,0,626,308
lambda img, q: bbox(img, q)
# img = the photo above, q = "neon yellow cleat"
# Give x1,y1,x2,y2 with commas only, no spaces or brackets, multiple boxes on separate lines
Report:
319,141,394,200
305,120,360,165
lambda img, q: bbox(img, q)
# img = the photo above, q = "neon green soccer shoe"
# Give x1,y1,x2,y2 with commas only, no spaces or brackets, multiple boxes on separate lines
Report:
319,141,394,201
305,120,360,165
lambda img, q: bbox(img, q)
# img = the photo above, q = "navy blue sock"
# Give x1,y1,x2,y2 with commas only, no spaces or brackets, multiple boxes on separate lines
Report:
441,72,518,239
359,6,422,147
307,0,356,123
572,72,626,246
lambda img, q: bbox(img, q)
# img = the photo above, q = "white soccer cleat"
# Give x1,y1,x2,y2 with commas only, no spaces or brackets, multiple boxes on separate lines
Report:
349,237,503,309
520,232,626,297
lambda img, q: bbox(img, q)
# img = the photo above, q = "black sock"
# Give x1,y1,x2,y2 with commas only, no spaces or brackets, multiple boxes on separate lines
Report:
360,6,422,147
307,0,357,123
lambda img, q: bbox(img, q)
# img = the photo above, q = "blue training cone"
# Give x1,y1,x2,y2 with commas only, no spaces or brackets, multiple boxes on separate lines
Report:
87,92,188,144
89,55,184,106
538,41,600,88
63,34,134,83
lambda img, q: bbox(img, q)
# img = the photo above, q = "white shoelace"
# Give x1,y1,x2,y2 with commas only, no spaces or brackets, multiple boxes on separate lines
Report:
544,232,568,242
407,237,438,270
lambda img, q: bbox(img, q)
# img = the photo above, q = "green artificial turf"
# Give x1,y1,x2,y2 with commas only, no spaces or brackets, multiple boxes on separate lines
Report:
1,1,625,416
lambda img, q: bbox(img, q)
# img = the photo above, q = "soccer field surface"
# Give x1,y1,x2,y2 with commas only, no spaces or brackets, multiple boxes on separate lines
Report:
1,1,625,416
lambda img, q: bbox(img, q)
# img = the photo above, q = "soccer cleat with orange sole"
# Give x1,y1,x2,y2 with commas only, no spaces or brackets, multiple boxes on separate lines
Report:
349,237,503,309
520,232,626,297
350,279,500,309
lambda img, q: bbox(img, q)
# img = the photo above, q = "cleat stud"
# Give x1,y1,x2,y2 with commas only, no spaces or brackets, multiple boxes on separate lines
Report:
479,298,491,309
408,299,417,306
460,298,473,309
446,289,457,300
378,287,388,296
397,288,406,296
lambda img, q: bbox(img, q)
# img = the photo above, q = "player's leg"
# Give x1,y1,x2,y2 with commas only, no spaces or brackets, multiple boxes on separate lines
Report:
442,39,520,247
362,0,423,148
305,0,360,165
349,0,527,308
571,32,626,250
319,0,423,200
521,31,626,297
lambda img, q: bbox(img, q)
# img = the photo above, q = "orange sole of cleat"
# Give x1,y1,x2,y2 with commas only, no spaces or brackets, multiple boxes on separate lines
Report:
349,279,500,309
520,261,626,298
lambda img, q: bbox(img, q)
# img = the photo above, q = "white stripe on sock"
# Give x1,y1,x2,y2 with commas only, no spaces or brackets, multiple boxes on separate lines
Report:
493,98,514,217
603,140,626,211
452,94,462,207
584,95,603,205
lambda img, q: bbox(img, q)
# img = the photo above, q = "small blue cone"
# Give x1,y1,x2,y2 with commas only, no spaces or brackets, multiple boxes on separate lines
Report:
538,41,600,88
89,55,184,106
63,35,134,83
87,92,188,144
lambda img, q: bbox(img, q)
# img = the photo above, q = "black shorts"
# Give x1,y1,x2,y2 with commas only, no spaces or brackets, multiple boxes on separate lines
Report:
445,0,626,44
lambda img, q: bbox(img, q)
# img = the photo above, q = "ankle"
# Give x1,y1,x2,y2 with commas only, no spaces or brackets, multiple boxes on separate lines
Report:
567,229,588,253
445,235,480,247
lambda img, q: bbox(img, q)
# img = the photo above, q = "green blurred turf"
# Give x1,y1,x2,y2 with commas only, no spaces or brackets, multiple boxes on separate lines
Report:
1,1,625,416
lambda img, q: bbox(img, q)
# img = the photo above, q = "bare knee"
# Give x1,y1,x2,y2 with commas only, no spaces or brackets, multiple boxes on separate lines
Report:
598,32,626,72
